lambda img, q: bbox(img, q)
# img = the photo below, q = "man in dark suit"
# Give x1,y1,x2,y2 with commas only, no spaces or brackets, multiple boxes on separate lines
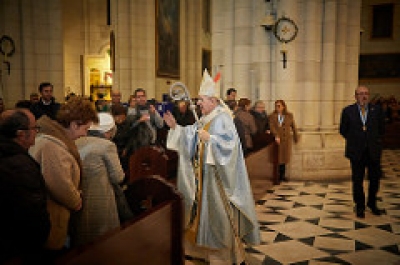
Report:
30,82,61,120
340,85,385,218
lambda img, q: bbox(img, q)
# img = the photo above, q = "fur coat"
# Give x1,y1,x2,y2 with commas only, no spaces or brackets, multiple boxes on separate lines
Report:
29,116,82,250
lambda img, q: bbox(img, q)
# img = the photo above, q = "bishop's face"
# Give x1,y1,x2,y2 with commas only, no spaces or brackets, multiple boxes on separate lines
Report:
197,95,217,116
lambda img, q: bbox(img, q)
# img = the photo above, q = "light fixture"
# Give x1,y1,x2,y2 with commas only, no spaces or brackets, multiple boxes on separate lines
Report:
260,14,275,31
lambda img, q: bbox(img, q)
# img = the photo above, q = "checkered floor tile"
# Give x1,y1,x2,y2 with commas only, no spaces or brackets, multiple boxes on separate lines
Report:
247,149,400,265
186,149,400,265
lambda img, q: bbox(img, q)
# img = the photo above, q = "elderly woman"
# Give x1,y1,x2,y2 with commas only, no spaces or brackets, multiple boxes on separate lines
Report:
74,112,129,247
269,99,299,182
29,97,97,260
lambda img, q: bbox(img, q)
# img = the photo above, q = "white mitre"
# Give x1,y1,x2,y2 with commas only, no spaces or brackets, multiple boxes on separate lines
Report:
198,69,220,98
198,69,232,117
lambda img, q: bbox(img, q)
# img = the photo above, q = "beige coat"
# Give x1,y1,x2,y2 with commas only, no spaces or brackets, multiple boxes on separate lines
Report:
269,112,299,164
29,116,82,250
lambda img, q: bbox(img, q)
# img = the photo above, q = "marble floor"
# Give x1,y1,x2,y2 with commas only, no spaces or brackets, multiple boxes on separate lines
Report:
186,149,400,265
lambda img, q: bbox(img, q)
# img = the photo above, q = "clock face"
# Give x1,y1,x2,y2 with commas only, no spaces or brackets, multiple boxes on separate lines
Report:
273,17,298,43
0,35,15,57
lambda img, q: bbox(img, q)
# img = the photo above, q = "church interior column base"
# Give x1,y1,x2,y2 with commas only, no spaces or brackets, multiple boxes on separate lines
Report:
288,132,351,181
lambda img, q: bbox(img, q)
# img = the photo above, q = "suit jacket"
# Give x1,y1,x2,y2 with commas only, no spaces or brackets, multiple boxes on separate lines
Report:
30,98,61,120
339,103,385,162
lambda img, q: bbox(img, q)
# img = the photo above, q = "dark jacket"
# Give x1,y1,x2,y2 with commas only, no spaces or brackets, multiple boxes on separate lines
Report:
0,136,50,263
250,110,270,134
340,103,385,162
30,97,61,120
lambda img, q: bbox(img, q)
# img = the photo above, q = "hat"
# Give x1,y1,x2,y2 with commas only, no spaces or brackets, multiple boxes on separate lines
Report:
89,112,115,133
198,69,221,98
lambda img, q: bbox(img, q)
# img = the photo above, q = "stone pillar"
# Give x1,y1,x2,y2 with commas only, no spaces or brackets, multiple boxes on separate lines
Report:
222,0,235,94
301,0,323,131
232,1,254,98
287,0,359,181
334,0,349,124
345,0,361,100
274,0,298,117
0,0,64,106
320,0,337,131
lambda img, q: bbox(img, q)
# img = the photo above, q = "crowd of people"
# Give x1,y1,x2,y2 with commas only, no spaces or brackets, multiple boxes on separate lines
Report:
371,95,400,123
0,78,392,264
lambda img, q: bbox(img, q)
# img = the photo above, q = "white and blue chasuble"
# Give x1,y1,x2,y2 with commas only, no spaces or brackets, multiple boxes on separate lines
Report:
167,105,260,250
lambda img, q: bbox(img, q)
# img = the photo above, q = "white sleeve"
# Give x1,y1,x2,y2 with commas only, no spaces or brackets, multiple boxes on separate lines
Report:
205,135,216,165
166,125,183,151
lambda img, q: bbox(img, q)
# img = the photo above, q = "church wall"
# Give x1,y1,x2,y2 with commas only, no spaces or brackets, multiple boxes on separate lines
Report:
62,0,111,98
0,0,64,107
112,0,207,102
360,0,400,99
212,0,363,180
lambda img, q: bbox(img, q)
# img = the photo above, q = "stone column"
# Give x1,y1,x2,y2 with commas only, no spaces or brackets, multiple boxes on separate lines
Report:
345,0,361,100
222,0,235,94
334,0,348,124
301,0,323,131
320,0,337,131
274,0,298,118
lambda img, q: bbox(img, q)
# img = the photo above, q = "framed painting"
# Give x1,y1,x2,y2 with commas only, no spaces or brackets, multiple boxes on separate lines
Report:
359,53,400,80
156,0,180,78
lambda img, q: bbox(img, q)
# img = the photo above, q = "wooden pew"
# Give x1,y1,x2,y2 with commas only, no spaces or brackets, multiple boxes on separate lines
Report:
158,127,279,185
246,132,279,185
128,145,178,183
56,175,184,265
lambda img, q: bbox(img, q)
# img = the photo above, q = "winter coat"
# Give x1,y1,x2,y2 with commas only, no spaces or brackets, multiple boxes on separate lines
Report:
269,112,299,164
73,136,125,246
29,116,82,250
0,136,50,263
234,109,257,149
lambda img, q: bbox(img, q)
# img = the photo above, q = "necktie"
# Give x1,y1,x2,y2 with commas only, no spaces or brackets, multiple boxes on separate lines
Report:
361,106,367,131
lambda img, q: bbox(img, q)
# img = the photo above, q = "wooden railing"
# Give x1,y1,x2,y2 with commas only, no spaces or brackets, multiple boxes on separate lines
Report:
127,127,279,187
55,176,184,265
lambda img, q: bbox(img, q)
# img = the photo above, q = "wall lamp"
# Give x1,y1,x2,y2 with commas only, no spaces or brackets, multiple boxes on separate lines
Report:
260,14,276,31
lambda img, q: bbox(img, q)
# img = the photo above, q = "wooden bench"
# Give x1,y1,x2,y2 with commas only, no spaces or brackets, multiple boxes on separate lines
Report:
56,176,184,265
128,145,178,183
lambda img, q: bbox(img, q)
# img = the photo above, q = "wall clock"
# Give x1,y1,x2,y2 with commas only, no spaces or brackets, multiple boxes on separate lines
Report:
273,17,298,43
0,35,15,57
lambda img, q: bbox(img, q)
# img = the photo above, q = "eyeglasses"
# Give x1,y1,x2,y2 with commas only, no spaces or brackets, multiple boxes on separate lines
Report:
356,92,369,96
21,126,41,133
